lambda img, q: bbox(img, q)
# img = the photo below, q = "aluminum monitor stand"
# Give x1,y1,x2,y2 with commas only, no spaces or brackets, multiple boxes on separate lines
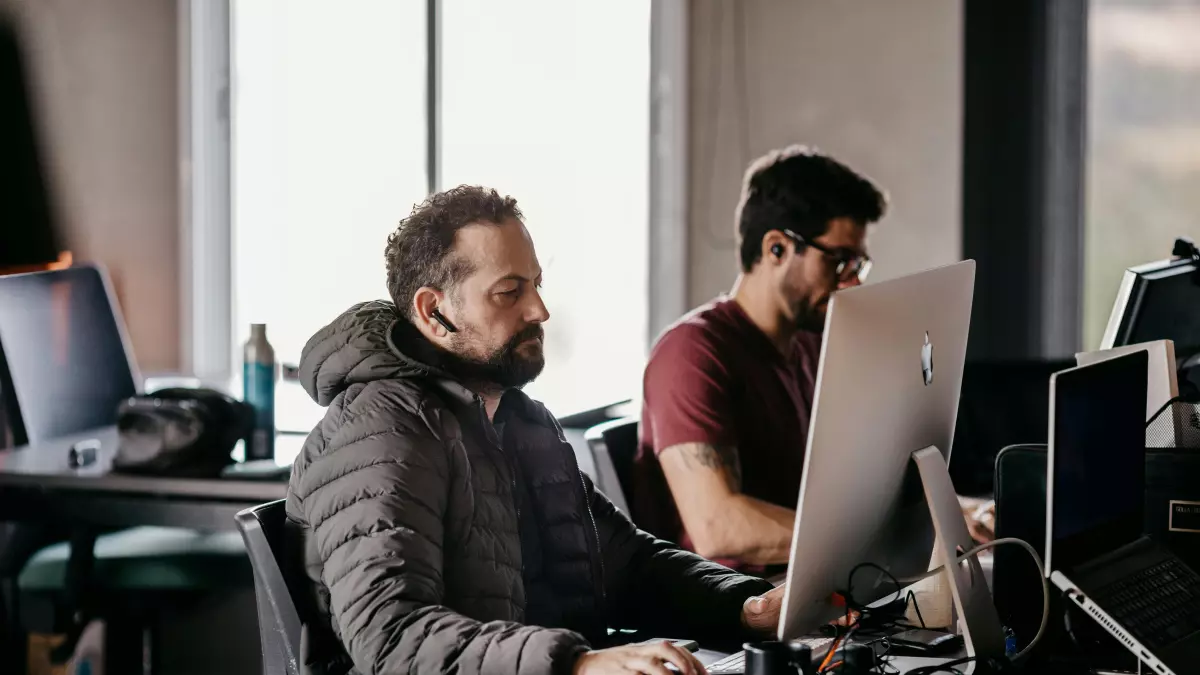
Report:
913,446,1006,669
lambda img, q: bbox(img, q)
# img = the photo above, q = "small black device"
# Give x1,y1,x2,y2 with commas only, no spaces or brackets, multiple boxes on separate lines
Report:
836,643,878,673
67,438,100,469
743,641,813,675
771,242,785,258
887,628,962,654
431,308,458,333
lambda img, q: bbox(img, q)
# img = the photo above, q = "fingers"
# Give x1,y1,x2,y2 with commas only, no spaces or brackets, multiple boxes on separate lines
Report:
743,592,782,632
831,609,860,627
625,658,673,675
645,642,705,675
744,596,766,619
665,642,707,675
967,519,995,544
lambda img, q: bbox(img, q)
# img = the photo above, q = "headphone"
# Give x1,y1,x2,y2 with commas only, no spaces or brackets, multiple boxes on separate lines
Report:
771,242,785,258
430,308,458,333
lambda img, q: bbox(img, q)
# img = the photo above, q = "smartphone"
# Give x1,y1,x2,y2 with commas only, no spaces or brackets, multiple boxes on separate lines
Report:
888,628,962,654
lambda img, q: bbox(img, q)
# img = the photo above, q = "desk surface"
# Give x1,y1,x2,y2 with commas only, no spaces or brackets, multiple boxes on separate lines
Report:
694,648,973,674
0,427,289,530
0,427,290,502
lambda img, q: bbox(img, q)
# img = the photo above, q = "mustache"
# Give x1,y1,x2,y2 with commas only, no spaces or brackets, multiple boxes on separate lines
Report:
507,324,544,347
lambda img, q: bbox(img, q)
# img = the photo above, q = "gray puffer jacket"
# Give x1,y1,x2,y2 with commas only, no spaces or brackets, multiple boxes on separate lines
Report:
285,301,774,675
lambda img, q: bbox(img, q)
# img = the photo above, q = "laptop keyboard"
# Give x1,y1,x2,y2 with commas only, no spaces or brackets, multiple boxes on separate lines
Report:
707,636,835,674
1093,558,1200,649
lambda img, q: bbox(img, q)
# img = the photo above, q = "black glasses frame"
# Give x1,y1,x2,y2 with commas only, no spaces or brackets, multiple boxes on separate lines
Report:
780,228,872,282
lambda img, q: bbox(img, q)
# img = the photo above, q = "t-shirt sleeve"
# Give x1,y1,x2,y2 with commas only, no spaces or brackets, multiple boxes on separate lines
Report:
643,324,736,454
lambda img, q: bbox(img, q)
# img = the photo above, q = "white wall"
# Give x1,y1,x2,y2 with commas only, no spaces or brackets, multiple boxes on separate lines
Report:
2,0,181,373
686,0,963,306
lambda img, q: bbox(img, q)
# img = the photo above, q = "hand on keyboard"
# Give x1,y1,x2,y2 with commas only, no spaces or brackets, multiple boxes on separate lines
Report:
574,642,707,675
742,585,786,634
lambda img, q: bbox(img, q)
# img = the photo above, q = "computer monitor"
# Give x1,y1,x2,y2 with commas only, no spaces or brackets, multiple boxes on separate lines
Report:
1045,351,1148,575
0,264,139,445
779,260,978,639
1101,250,1200,396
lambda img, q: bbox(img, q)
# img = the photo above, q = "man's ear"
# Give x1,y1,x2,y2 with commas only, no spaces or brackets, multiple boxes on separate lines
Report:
413,286,451,337
761,230,791,264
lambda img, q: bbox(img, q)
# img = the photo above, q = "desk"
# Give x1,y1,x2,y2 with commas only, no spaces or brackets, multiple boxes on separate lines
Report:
0,427,289,531
0,427,294,671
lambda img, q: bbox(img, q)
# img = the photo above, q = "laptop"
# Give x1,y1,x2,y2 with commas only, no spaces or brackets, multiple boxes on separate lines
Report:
1047,351,1200,675
0,264,139,445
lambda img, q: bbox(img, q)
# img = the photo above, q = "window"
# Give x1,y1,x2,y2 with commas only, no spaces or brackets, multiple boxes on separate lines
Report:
231,0,427,429
1084,0,1200,349
441,0,651,416
228,2,650,426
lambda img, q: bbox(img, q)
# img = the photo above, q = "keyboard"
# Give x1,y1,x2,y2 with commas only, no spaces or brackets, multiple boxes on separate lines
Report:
707,636,835,674
1093,558,1200,649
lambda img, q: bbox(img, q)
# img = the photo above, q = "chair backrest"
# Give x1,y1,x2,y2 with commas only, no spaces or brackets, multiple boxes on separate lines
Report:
584,417,639,517
236,500,302,675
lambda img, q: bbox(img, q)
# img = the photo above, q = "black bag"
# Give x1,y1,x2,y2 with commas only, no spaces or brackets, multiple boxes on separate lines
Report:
1144,396,1200,570
114,387,253,478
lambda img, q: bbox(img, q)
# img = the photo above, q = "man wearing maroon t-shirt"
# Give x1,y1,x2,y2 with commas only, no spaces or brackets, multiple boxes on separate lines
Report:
634,146,881,573
634,146,995,574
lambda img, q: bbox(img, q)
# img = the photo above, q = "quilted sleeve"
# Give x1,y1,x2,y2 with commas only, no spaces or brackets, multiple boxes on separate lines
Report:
587,474,774,642
295,406,590,675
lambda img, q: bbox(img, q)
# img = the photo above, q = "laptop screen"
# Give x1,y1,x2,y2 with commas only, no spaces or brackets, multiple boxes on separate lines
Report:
0,266,137,444
1049,351,1148,572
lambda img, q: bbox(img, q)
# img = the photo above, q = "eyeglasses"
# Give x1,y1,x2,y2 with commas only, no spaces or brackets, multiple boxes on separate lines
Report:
781,228,872,283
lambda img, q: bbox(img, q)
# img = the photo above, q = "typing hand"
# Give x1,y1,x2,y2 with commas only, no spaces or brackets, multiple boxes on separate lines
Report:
741,584,786,634
743,586,860,635
959,496,996,544
573,642,706,675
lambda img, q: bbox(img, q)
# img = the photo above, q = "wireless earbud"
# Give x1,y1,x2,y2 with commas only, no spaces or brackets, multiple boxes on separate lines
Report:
431,308,458,333
771,243,785,258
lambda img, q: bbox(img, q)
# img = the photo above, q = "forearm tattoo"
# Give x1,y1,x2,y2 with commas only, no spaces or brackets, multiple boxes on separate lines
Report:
674,442,743,492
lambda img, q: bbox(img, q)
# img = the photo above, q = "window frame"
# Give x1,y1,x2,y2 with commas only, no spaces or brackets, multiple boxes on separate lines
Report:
180,0,687,408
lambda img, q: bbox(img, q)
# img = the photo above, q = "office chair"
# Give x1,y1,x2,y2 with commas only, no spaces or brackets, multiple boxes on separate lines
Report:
584,418,639,518
236,500,302,675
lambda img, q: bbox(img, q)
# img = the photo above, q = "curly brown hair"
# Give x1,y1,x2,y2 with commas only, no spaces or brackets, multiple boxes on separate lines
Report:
385,185,523,319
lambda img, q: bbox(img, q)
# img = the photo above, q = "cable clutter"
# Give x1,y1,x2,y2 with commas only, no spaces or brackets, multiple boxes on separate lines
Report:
739,537,1047,675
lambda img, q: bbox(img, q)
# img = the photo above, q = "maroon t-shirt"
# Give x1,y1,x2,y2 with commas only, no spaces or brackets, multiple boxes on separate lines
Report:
633,297,821,571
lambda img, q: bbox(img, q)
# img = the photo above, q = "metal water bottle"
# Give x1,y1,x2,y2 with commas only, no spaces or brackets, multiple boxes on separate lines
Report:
243,323,276,460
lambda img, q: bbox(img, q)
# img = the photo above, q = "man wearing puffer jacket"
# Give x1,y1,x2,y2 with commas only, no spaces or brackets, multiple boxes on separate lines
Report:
286,185,785,675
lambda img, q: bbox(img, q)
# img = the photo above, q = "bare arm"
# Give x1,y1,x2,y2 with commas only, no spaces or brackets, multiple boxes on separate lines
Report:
659,442,795,565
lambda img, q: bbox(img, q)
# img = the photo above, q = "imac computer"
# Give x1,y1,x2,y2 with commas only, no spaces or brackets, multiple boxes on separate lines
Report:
777,259,1004,659
1101,240,1200,397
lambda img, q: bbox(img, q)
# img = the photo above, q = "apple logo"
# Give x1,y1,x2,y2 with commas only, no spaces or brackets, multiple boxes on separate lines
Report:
921,331,934,386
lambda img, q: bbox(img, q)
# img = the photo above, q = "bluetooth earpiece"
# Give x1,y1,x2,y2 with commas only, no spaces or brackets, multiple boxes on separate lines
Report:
430,308,458,334
771,242,785,258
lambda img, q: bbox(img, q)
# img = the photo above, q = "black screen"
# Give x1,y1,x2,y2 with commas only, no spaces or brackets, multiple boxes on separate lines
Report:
1051,351,1148,571
0,266,137,444
1121,262,1200,364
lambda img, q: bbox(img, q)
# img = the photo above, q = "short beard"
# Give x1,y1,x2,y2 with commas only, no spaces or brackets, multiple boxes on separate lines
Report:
441,324,546,390
794,300,826,333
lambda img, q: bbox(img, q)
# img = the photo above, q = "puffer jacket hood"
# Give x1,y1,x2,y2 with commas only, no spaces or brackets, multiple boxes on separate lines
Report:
298,300,468,407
